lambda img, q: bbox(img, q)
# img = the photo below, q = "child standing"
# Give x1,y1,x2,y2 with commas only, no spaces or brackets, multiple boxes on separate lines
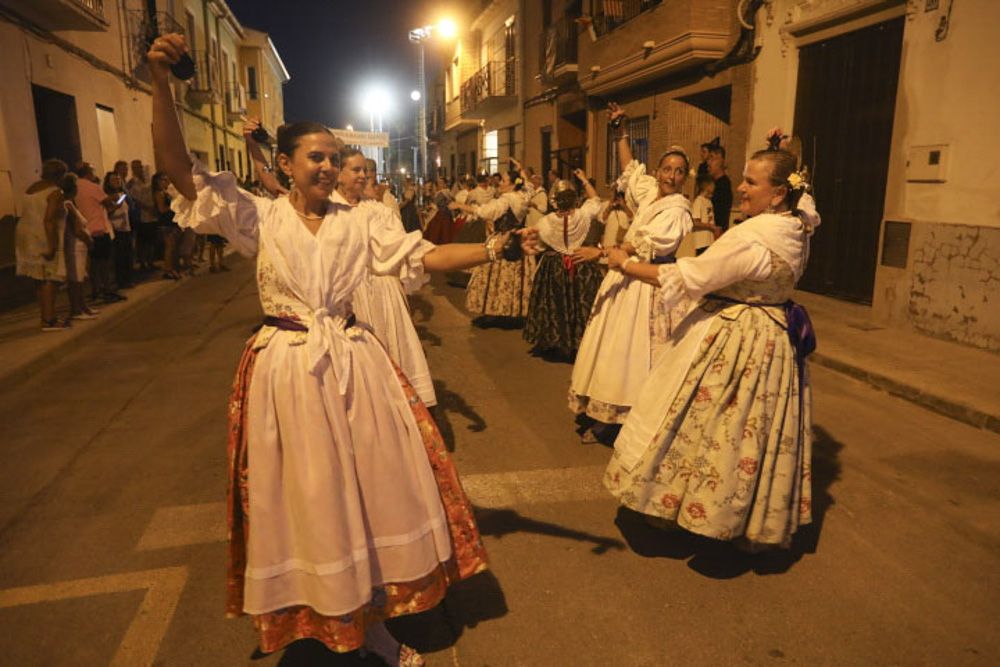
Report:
690,174,719,256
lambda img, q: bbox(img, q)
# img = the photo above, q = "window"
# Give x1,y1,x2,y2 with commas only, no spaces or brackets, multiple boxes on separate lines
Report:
247,66,258,100
185,11,197,51
498,126,518,167
606,116,649,183
482,130,498,174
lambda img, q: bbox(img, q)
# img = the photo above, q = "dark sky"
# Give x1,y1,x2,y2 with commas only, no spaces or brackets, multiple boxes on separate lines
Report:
226,0,460,134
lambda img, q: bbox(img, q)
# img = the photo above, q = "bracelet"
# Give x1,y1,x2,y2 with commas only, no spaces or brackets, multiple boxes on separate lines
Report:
484,234,498,262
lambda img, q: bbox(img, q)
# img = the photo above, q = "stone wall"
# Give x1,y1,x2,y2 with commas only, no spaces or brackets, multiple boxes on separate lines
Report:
909,223,1000,352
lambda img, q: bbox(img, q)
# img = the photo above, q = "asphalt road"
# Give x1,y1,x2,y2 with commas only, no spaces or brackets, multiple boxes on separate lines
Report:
0,257,997,666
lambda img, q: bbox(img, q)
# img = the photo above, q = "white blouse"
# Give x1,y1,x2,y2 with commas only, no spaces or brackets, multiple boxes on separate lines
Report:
616,160,692,261
536,197,602,254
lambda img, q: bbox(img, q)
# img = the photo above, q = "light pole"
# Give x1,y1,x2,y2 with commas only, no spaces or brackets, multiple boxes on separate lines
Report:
408,18,456,184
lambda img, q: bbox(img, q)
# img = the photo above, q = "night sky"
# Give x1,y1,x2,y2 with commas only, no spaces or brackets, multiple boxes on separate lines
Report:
225,0,462,134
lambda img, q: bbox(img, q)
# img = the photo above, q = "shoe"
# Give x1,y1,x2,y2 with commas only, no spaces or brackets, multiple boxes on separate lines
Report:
41,319,71,332
358,644,425,667
102,292,126,303
71,311,98,320
83,306,100,315
580,429,599,445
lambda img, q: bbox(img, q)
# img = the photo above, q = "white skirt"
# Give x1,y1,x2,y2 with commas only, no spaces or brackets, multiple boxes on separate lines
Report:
569,270,658,420
352,274,437,407
243,330,452,615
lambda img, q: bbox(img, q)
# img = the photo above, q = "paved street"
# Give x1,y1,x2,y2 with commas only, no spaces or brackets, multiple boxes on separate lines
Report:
0,257,997,667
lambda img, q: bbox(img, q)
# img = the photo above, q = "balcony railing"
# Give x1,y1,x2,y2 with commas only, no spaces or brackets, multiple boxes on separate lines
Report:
181,51,221,105
540,15,579,82
460,59,517,116
226,82,247,121
21,0,108,30
593,0,663,37
127,10,185,81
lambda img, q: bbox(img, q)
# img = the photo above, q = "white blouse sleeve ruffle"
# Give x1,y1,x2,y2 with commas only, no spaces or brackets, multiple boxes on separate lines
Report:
578,196,604,221
367,202,436,293
657,231,772,308
473,194,513,222
616,159,657,210
170,161,261,257
631,204,692,260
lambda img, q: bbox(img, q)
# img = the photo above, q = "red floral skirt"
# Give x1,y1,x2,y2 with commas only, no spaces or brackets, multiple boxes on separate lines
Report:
225,337,489,653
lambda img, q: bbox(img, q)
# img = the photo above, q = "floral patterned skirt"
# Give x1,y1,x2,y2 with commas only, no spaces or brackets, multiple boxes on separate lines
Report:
524,252,604,354
226,338,489,654
604,305,813,546
465,255,535,318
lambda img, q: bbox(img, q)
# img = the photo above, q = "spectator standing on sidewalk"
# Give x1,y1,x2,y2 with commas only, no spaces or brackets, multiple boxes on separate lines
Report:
708,145,733,231
15,159,69,331
74,163,123,303
127,160,158,272
690,174,720,255
104,171,134,288
153,172,180,280
62,174,97,320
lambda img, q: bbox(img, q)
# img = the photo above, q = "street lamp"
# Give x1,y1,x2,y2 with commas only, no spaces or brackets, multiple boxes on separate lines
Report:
408,17,456,184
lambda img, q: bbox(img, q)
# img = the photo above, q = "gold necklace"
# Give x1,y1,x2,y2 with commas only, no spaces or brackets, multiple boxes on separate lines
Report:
295,209,324,221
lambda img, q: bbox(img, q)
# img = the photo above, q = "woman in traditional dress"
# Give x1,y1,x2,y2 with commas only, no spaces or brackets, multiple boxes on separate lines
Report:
422,178,455,244
569,103,693,432
450,160,535,325
603,133,819,549
148,35,537,666
523,171,605,358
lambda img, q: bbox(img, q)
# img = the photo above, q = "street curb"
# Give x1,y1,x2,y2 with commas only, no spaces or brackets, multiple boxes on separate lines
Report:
0,277,187,388
811,352,1000,435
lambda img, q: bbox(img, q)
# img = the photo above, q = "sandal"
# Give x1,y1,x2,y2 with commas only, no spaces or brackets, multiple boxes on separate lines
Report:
359,643,425,667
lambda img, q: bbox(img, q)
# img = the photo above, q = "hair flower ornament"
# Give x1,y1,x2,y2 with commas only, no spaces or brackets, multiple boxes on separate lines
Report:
787,171,808,191
514,177,524,186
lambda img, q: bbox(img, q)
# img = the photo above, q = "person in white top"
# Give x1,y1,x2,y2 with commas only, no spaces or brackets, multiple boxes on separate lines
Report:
604,131,820,550
15,159,70,331
569,102,693,435
148,34,538,667
524,171,606,357
689,173,720,255
600,190,633,249
525,172,549,228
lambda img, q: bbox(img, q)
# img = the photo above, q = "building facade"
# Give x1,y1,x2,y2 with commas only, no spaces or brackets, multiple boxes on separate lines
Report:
431,0,998,351
0,0,287,308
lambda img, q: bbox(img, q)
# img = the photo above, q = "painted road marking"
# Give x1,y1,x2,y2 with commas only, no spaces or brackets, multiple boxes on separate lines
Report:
137,465,610,550
0,566,188,667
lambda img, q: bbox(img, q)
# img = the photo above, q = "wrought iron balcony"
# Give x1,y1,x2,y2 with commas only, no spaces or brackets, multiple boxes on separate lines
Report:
11,0,108,30
460,60,517,117
185,51,223,105
127,10,184,82
225,82,247,122
592,0,663,37
540,15,579,84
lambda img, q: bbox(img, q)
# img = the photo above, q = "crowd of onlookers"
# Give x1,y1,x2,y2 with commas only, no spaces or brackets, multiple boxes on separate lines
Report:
14,157,232,332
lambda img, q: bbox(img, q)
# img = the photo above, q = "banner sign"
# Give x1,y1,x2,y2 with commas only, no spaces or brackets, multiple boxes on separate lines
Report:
331,129,389,148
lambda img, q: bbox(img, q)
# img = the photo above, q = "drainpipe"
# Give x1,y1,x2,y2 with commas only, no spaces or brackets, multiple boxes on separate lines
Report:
703,0,767,76
203,0,218,168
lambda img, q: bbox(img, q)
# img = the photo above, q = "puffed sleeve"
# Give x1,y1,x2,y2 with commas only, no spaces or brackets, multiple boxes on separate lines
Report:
170,161,262,256
472,196,510,222
657,232,772,308
367,202,436,293
616,159,657,210
578,196,604,221
631,205,693,260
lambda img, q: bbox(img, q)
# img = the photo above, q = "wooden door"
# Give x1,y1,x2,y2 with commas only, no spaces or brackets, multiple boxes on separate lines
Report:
793,17,903,303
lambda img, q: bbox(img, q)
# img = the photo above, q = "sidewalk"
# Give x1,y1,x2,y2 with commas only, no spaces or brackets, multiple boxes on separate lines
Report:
795,290,999,434
1,267,996,434
0,270,197,386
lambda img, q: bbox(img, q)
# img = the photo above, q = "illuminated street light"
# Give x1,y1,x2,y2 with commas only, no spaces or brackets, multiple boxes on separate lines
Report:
408,17,457,183
345,124,354,131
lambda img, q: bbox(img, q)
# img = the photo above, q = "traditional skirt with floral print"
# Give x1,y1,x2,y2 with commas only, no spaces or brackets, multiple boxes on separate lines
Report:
465,255,535,318
604,297,813,547
226,337,489,654
523,250,605,354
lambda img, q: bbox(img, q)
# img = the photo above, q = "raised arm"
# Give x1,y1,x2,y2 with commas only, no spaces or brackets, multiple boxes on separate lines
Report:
573,168,598,200
148,34,195,200
243,117,287,197
509,157,530,184
608,102,633,170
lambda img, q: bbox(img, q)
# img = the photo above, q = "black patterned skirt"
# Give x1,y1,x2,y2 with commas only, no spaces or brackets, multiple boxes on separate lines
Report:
524,251,605,354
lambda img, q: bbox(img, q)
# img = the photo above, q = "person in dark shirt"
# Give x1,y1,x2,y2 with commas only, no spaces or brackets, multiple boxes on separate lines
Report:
708,145,733,231
696,136,720,179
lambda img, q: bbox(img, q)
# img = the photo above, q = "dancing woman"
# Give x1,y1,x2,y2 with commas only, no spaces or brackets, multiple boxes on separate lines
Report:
450,161,535,324
523,170,605,358
148,35,537,665
569,103,693,429
423,177,455,244
603,132,819,549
